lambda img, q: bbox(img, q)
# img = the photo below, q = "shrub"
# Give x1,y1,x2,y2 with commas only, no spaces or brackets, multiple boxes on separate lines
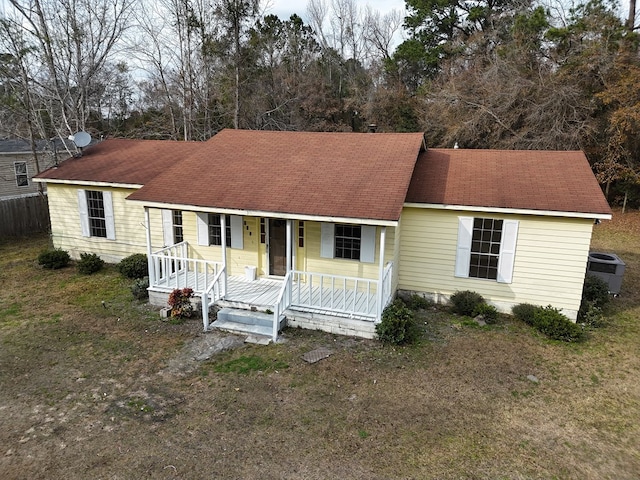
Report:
578,274,610,324
407,293,432,310
450,290,485,316
512,303,538,326
376,299,420,345
37,249,70,269
472,303,499,324
168,287,194,319
77,252,104,274
118,253,148,279
579,301,605,328
532,306,585,342
131,276,150,300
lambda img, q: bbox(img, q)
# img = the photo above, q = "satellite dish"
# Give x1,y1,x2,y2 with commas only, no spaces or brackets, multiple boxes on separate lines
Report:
71,131,91,148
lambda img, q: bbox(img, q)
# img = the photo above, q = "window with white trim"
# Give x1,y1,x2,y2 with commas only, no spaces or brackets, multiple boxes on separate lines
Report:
335,224,361,260
455,216,518,283
77,189,115,240
470,218,502,280
86,190,107,238
14,162,28,187
208,214,232,246
320,223,376,263
173,210,184,243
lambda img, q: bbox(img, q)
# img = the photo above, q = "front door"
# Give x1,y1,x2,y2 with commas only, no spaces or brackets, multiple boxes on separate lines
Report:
268,219,287,276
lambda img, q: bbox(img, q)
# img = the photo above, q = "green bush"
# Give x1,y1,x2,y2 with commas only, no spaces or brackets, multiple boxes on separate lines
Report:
578,274,610,324
131,276,150,300
532,306,585,342
77,252,104,275
512,303,538,325
37,249,70,269
579,301,605,328
472,303,499,324
118,253,148,279
376,299,420,345
407,293,432,310
450,290,485,316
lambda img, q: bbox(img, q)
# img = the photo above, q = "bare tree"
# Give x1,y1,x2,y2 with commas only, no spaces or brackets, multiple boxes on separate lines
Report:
6,0,134,138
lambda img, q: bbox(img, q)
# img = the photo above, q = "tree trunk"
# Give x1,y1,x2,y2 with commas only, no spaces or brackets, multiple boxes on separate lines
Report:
627,0,636,31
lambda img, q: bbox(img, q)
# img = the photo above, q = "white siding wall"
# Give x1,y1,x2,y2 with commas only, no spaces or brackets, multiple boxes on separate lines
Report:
47,184,165,263
399,207,594,319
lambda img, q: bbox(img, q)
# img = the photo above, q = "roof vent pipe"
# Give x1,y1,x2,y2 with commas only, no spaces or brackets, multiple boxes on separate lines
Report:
368,124,378,133
454,142,459,149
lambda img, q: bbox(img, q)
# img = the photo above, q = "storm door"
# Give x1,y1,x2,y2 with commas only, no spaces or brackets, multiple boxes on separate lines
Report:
268,219,287,276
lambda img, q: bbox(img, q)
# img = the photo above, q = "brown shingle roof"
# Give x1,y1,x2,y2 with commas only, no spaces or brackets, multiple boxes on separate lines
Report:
406,149,611,216
128,129,426,222
35,138,201,185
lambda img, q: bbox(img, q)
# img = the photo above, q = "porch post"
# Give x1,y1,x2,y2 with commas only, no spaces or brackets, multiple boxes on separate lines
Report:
377,226,387,322
144,207,155,287
286,219,293,273
221,214,228,296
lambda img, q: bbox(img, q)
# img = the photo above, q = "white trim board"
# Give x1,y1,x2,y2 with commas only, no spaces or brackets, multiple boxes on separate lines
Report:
403,202,611,220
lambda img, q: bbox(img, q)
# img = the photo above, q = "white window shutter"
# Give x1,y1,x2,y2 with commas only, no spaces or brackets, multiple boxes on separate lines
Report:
230,215,243,249
77,189,90,237
360,225,376,263
320,223,335,259
196,213,209,246
454,217,473,278
103,191,116,240
162,209,173,246
497,220,519,284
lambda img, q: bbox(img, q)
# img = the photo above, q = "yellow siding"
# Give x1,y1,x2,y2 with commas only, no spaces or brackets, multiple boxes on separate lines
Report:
399,207,594,318
47,184,163,262
304,221,396,280
185,215,260,277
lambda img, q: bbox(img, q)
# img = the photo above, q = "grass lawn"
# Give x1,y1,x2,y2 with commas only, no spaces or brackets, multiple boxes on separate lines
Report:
1,210,639,479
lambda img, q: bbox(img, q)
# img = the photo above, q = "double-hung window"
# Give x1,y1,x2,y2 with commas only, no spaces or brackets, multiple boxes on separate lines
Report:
77,189,115,240
173,211,184,243
14,162,28,187
320,223,376,263
208,214,232,246
335,224,361,260
455,216,518,283
196,213,243,249
86,191,107,238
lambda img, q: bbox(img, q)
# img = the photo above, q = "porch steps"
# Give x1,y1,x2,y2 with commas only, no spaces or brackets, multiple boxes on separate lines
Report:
210,308,285,339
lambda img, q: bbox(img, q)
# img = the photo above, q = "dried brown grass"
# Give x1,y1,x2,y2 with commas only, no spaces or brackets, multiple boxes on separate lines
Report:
0,217,639,479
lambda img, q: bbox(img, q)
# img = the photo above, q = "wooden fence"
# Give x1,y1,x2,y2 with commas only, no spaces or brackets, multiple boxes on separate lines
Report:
0,194,50,237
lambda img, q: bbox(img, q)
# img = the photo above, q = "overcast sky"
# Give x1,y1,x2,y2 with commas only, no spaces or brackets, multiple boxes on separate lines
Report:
265,0,407,22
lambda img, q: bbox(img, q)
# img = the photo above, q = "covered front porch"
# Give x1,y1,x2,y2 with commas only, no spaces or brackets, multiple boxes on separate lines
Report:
147,239,393,341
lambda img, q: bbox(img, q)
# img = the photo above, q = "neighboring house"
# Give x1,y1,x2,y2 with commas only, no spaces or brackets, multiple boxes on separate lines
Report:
34,130,612,341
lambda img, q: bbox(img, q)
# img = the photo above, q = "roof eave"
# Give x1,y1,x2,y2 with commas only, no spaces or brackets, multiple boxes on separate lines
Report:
34,178,143,189
403,202,612,220
127,199,399,226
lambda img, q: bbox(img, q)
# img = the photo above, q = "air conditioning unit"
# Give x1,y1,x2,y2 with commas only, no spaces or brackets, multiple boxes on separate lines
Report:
587,252,626,295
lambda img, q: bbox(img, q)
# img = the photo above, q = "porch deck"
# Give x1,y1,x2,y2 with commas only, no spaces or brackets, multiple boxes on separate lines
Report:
153,272,378,320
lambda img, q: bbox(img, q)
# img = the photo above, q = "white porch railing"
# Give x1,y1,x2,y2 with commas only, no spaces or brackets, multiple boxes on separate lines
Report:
381,261,394,312
289,270,380,318
272,270,293,342
202,266,226,331
150,242,222,293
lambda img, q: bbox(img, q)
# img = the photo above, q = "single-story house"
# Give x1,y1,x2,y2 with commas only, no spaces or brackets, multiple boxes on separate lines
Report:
34,130,612,341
